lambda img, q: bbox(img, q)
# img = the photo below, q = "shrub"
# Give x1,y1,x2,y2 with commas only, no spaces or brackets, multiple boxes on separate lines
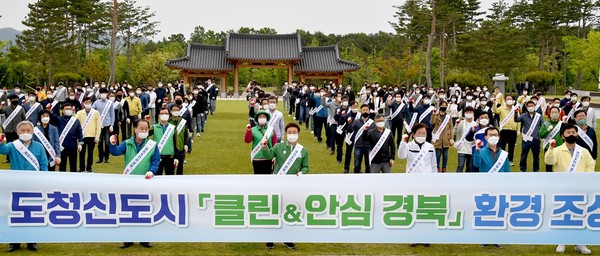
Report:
522,71,557,93
445,71,486,89
51,72,83,85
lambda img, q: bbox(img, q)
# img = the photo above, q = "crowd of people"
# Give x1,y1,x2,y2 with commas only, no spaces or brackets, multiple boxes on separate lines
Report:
0,79,220,252
247,81,597,253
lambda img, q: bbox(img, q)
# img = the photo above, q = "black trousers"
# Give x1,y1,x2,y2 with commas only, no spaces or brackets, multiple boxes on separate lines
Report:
498,129,517,162
326,123,334,149
252,159,273,175
391,121,403,147
59,147,78,172
79,137,95,171
344,142,354,172
335,132,345,162
313,116,326,142
288,98,295,115
157,155,175,175
127,115,139,139
175,150,185,175
98,126,111,161
119,119,128,142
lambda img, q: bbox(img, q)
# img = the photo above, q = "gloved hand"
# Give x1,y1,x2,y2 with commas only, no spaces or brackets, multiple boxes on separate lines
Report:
126,118,131,124
476,140,483,150
547,125,554,131
110,134,118,145
145,171,154,179
173,159,179,168
77,144,82,152
0,133,5,144
549,139,556,149
402,134,409,142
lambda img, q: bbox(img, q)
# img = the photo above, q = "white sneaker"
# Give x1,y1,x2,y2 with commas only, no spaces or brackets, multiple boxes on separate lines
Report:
184,160,188,165
575,245,591,254
556,245,565,253
293,117,296,120
196,133,200,137
509,161,515,166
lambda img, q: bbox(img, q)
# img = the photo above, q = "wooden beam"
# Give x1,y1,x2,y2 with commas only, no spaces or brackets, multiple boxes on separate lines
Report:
234,62,239,98
238,64,290,69
220,76,227,98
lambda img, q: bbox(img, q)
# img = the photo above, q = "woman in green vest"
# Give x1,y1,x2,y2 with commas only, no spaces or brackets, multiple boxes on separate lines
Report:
169,104,189,175
261,122,309,175
244,110,277,174
109,118,160,249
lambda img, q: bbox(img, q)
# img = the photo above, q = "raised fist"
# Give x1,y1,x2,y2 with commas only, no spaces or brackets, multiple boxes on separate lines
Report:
455,119,461,126
347,117,353,123
549,139,556,149
472,123,478,132
126,118,131,124
514,107,519,113
562,116,569,123
46,104,52,110
110,134,118,145
145,171,154,180
342,111,346,116
55,157,61,165
547,125,554,131
0,133,5,144
402,134,409,142
246,124,252,131
336,109,341,114
145,115,151,121
262,139,268,148
364,125,370,131
476,139,483,150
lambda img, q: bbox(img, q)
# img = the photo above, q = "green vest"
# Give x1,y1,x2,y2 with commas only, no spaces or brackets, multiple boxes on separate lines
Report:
124,138,156,175
169,118,186,151
251,125,274,159
152,123,175,156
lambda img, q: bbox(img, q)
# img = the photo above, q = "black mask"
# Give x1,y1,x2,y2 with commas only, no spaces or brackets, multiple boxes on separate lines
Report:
564,135,578,144
175,100,183,105
361,113,369,118
116,96,122,100
11,100,18,106
439,107,447,112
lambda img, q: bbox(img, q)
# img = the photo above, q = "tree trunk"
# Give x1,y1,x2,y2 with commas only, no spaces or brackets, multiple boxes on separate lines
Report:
550,34,557,73
440,25,446,89
109,0,118,86
418,43,423,86
426,0,436,88
538,37,545,71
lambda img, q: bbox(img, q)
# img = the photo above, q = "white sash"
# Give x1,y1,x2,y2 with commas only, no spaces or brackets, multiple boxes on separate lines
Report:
268,112,280,127
414,94,422,105
419,106,435,123
475,127,489,136
81,109,97,131
454,123,472,149
176,119,187,134
577,126,594,150
432,111,456,143
488,150,508,173
206,84,214,92
123,140,157,175
499,106,517,129
112,101,120,109
523,113,541,142
566,102,581,120
354,119,374,144
407,143,433,173
543,122,562,149
483,106,490,113
57,87,67,98
277,144,304,175
25,102,40,120
120,99,125,107
3,105,23,129
535,98,543,111
59,117,77,146
404,114,418,133
345,132,354,145
99,100,113,125
33,127,57,166
157,124,175,153
387,103,405,120
309,105,323,116
567,145,584,173
336,123,346,135
188,100,196,110
369,129,391,164
179,103,189,116
250,126,274,161
12,140,40,171
78,92,85,103
49,100,58,111
327,115,335,125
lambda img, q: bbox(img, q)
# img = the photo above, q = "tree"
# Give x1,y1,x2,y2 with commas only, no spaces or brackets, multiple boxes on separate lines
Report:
189,26,225,45
426,0,436,87
109,0,118,86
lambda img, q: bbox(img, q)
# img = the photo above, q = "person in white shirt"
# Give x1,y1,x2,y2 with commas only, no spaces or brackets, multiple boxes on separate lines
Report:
581,96,596,129
398,123,437,173
147,86,157,124
267,96,285,143
454,106,477,172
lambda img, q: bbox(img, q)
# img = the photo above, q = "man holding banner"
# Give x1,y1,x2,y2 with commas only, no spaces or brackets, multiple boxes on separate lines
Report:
473,127,510,173
544,123,595,254
365,114,395,173
261,122,309,176
245,110,277,175
109,118,159,249
539,106,564,172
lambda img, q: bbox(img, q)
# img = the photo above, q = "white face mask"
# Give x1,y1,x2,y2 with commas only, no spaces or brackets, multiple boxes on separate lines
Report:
137,132,149,139
19,133,33,142
287,134,298,143
63,110,73,116
414,136,426,144
268,103,276,110
375,121,385,128
172,111,180,117
28,96,36,102
100,94,107,100
258,117,267,125
109,97,115,102
341,101,348,107
506,100,514,105
423,99,431,105
582,101,590,107
351,108,358,113
466,96,473,100
160,114,170,121
84,103,92,109
527,107,535,113
129,92,135,97
479,118,489,126
487,136,500,146
41,117,50,124
69,96,75,100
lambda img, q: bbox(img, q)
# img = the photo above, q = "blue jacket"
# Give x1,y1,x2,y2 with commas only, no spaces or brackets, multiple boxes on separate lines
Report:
23,102,42,124
473,146,511,173
409,103,434,130
0,140,48,171
51,114,84,150
33,124,61,159
140,93,150,111
310,92,329,118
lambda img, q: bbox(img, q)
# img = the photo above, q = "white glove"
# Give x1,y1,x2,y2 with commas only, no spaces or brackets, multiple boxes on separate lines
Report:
145,171,154,179
184,145,189,152
126,118,131,124
110,134,118,145
77,144,82,152
450,139,455,145
547,125,554,131
137,114,141,119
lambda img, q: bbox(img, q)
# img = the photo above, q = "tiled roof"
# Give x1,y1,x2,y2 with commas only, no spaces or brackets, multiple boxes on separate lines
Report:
225,33,302,61
166,44,233,71
295,45,360,73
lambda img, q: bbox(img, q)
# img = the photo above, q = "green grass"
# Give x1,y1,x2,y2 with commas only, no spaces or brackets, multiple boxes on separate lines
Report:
1,100,598,255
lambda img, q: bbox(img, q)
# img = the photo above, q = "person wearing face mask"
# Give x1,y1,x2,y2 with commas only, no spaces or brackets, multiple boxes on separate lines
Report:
109,118,159,249
388,92,407,147
65,90,83,112
92,88,115,164
322,92,342,154
150,107,177,175
473,127,510,173
545,98,562,119
333,96,351,164
560,90,572,108
0,94,27,163
23,92,42,124
192,85,208,135
364,114,396,173
267,96,285,143
516,89,529,108
168,104,190,175
573,110,597,162
52,103,83,173
560,93,580,122
398,123,437,174
0,121,48,253
311,89,329,144
260,122,307,250
245,110,277,175
579,96,596,129
493,95,520,166
348,104,374,173
341,101,359,173
431,101,455,173
109,92,124,142
539,106,564,172
146,86,157,124
54,81,68,103
459,92,477,111
544,123,595,255
125,89,142,139
454,107,477,172
408,94,435,142
32,110,61,171
514,101,543,172
138,87,150,117
154,82,167,119
75,97,101,173
465,112,493,172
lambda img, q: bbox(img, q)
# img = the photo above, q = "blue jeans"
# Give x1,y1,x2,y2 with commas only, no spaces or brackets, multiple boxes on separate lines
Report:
210,99,216,113
354,146,371,173
195,114,205,132
457,153,472,172
520,140,540,172
435,148,449,169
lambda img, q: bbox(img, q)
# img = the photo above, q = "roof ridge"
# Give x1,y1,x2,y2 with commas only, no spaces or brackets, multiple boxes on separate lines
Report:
228,33,299,39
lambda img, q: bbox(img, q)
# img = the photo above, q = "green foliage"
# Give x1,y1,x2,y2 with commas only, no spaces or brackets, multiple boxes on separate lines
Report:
445,71,486,88
52,72,83,85
522,71,558,92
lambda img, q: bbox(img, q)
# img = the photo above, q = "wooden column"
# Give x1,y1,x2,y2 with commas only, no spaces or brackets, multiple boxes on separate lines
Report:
287,63,293,84
300,74,306,84
183,71,189,88
233,62,239,98
220,75,227,98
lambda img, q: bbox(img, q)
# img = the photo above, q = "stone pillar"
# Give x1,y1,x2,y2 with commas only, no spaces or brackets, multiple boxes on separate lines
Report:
492,73,509,94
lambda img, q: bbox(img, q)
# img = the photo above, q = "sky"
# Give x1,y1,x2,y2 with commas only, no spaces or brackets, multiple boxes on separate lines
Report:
0,0,495,40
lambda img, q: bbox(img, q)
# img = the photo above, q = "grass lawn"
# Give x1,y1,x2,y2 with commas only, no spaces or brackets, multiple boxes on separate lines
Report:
1,100,598,255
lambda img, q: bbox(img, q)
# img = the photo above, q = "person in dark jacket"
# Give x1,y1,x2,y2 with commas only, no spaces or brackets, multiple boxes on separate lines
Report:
365,114,396,173
51,103,83,172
